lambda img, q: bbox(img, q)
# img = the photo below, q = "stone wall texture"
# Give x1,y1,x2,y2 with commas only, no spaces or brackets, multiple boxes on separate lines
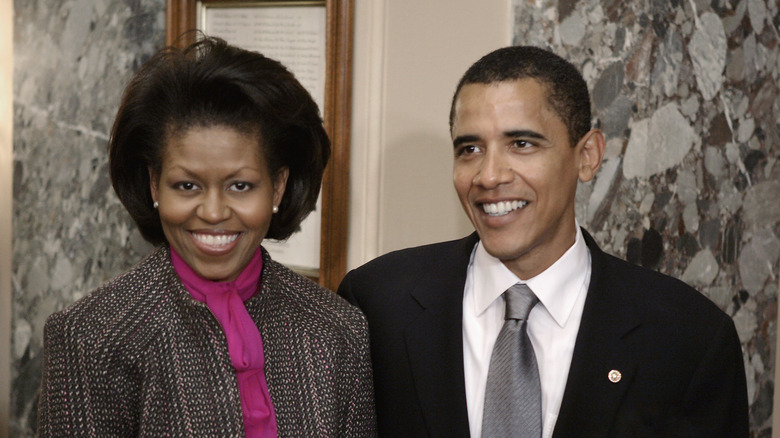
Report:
11,0,164,435
10,0,780,436
511,0,779,435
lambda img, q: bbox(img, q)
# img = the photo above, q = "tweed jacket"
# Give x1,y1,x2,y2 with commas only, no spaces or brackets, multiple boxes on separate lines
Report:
38,245,377,437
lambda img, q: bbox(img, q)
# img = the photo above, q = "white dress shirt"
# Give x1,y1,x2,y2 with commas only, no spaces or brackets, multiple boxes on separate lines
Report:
463,225,591,438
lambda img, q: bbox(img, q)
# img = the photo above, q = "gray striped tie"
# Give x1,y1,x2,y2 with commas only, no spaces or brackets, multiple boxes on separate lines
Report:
482,283,541,437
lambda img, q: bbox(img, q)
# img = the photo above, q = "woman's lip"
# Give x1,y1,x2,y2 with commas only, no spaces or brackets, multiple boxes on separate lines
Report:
189,231,242,254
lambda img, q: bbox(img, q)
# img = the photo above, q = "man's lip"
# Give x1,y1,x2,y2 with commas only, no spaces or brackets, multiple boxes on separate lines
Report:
478,199,530,216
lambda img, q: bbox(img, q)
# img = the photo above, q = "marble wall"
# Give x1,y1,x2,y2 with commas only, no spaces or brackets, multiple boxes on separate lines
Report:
11,0,164,435
9,0,780,436
511,0,779,435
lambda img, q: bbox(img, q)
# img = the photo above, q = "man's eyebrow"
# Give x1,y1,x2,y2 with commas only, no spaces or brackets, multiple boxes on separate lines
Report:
452,135,481,148
503,129,547,140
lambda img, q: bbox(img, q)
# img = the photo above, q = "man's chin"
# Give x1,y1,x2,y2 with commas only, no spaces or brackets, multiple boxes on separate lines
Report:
480,240,527,263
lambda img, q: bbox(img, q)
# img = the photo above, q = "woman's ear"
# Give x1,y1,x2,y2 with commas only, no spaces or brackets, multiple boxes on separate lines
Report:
148,166,159,204
273,166,290,208
577,129,606,183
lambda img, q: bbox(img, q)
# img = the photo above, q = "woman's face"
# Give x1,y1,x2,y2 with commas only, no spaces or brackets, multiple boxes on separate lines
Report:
150,125,288,282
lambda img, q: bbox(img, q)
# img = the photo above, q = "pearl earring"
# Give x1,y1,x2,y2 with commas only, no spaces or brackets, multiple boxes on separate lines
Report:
153,201,159,209
272,205,279,214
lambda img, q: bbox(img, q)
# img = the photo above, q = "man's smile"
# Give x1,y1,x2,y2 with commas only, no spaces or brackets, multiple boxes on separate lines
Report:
480,200,529,216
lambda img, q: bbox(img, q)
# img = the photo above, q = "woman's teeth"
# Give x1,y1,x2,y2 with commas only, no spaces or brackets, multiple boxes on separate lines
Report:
482,200,528,216
192,233,239,246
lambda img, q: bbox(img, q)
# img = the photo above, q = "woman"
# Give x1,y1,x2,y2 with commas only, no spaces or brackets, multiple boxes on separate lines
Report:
38,37,376,437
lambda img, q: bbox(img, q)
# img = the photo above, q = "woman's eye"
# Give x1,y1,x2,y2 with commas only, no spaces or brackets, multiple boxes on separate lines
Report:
230,182,252,192
175,182,197,191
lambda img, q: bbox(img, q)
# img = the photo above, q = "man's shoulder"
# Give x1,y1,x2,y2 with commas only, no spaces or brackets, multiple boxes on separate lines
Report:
338,234,478,307
349,233,478,279
588,236,728,325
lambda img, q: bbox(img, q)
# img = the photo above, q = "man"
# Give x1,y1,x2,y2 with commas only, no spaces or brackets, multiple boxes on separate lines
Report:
338,46,748,437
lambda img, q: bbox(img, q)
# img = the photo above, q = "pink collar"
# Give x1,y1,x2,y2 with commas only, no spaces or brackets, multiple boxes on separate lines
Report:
169,245,277,437
170,246,263,303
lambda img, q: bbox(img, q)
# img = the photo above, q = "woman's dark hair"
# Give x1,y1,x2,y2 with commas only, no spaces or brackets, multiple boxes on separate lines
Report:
449,46,592,148
109,36,330,244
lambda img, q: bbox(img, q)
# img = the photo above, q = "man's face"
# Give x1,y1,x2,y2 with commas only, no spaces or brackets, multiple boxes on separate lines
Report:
451,79,595,279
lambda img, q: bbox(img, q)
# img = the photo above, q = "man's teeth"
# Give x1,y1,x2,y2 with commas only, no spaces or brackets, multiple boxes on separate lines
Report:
193,233,238,246
482,200,528,216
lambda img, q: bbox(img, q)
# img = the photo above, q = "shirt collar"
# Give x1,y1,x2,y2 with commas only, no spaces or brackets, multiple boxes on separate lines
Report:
472,224,589,328
170,245,264,303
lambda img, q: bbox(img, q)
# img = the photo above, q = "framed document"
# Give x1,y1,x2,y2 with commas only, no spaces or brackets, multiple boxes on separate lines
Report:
166,0,353,290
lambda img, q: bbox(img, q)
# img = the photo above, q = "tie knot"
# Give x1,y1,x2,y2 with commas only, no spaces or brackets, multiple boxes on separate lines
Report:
504,283,538,321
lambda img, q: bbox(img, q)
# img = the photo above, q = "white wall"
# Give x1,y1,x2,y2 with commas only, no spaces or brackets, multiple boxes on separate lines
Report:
1,0,12,435
348,0,512,268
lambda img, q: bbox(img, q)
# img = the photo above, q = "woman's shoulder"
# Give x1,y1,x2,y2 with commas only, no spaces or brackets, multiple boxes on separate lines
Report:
262,258,368,331
45,246,174,339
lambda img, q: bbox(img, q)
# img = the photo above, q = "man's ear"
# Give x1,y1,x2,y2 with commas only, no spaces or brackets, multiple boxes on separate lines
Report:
148,166,159,204
577,129,606,183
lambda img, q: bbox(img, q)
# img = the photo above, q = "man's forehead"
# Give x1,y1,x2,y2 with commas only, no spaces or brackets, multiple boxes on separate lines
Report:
456,78,550,103
452,80,555,129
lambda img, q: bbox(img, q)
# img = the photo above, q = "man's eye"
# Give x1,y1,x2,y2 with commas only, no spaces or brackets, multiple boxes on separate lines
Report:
457,145,480,156
512,140,532,149
512,139,539,150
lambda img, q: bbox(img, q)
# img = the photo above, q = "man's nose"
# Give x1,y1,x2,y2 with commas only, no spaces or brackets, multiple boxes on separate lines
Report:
474,150,513,188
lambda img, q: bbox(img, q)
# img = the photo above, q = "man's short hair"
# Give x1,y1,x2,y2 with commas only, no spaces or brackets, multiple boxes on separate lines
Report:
449,46,592,147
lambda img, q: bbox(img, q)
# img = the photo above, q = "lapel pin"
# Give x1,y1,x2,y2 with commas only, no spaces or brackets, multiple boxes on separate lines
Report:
608,369,622,383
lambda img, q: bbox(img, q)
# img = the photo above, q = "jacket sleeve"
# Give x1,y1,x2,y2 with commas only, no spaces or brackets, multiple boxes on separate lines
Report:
681,313,749,437
37,311,134,437
37,315,58,436
340,307,378,437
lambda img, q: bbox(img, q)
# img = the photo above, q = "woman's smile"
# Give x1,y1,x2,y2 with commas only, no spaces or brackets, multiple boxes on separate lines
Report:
190,231,242,253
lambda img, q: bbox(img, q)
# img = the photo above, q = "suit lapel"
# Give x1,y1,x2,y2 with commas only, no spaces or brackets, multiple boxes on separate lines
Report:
404,233,478,437
553,230,642,437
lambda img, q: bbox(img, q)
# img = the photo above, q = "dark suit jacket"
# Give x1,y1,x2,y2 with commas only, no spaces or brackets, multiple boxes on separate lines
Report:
338,229,748,437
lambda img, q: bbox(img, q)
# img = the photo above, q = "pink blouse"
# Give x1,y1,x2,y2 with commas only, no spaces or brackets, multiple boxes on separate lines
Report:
171,246,277,438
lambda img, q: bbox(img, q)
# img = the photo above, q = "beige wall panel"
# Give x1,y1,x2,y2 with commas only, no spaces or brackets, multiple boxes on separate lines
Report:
349,0,511,267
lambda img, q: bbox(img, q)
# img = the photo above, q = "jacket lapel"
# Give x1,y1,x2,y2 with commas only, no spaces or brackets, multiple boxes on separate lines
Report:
553,230,641,437
404,233,478,437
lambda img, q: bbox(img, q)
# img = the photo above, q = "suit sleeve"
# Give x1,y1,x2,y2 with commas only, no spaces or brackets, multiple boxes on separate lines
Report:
682,314,749,437
337,271,359,308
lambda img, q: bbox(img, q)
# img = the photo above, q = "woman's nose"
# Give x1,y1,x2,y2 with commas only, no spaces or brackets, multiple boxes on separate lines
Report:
197,191,230,223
